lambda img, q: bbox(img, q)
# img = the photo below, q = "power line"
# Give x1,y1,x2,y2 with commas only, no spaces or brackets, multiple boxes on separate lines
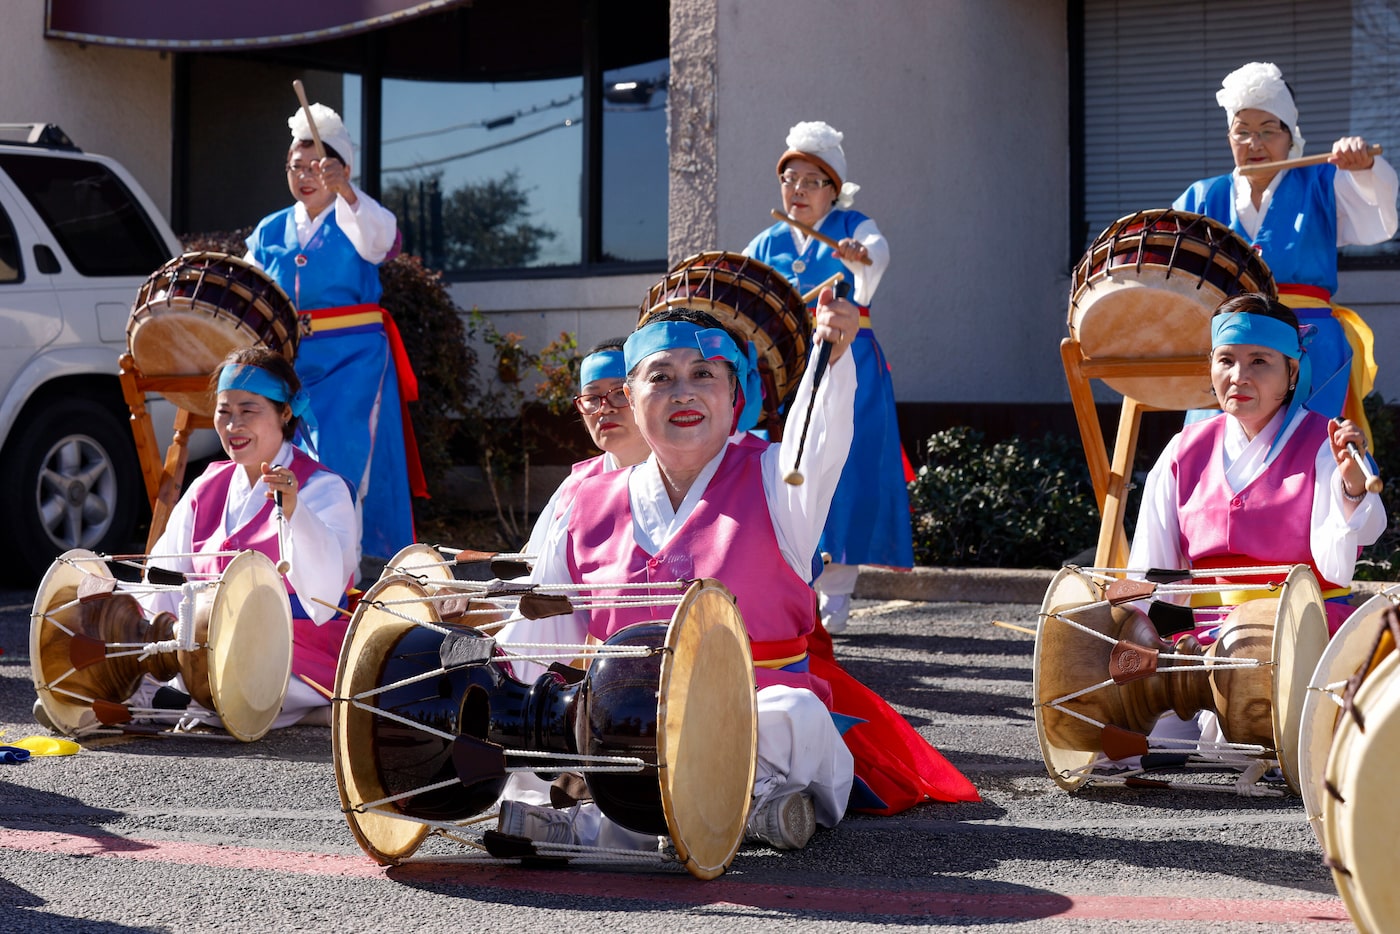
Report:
381,117,581,174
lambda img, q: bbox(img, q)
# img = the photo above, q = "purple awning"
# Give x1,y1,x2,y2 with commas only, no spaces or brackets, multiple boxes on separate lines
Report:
45,0,471,50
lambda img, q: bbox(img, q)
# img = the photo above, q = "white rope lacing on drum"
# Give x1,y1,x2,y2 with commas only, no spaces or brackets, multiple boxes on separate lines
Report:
1072,564,1295,582
1037,610,1265,672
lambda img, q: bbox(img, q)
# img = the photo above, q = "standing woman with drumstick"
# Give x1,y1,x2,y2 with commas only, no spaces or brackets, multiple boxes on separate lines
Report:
244,98,422,569
1174,62,1398,441
136,347,360,729
744,121,912,634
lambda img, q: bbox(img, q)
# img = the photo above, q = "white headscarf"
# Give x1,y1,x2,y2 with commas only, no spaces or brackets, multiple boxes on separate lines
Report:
1216,62,1305,159
778,120,861,209
288,103,355,174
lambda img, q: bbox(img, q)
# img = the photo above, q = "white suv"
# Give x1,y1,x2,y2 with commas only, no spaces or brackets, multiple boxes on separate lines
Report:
0,124,202,581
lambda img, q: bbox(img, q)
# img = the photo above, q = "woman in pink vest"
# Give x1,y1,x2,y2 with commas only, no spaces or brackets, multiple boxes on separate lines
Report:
495,294,977,855
1128,292,1386,639
141,347,360,729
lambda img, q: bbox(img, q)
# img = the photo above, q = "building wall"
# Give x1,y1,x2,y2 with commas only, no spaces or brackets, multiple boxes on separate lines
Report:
0,1,173,220
710,0,1072,406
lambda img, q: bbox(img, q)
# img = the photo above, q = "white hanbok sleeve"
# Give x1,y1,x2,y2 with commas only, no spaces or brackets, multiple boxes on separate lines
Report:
762,347,857,579
847,217,890,305
142,494,200,619
1310,442,1387,585
283,469,360,624
333,186,399,264
1335,155,1399,246
1126,434,1187,575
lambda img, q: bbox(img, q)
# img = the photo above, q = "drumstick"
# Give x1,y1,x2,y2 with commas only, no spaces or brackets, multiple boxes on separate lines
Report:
770,208,873,265
1346,442,1384,494
992,620,1038,636
784,280,850,486
1238,143,1382,176
801,272,844,305
291,80,327,160
274,491,292,576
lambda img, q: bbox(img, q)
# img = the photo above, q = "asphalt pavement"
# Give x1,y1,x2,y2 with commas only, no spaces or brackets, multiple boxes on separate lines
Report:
0,572,1356,933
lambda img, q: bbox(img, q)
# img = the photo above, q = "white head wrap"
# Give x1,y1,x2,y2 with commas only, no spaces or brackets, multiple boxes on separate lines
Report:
778,120,861,208
1216,62,1304,158
288,103,355,174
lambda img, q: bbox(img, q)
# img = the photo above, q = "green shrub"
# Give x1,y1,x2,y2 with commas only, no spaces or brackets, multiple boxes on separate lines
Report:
1354,393,1400,581
909,427,1100,568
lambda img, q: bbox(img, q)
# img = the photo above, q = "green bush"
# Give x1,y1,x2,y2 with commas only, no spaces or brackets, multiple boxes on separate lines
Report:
909,427,1100,568
1355,393,1400,581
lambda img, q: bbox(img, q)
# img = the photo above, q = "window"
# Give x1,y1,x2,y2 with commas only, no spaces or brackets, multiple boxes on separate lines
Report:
0,203,19,282
0,154,172,277
1078,0,1400,266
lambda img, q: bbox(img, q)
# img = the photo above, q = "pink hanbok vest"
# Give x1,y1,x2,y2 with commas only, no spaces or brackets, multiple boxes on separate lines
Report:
1174,411,1352,633
187,448,352,692
567,443,829,704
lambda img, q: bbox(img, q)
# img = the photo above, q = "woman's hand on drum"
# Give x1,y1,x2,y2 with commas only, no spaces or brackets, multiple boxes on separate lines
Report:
814,287,858,363
834,237,869,265
1330,136,1377,172
316,157,358,205
261,462,299,518
1328,418,1369,500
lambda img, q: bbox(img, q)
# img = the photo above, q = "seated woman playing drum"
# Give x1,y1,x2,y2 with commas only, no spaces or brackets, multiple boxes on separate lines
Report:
495,297,977,852
138,347,360,728
519,338,652,561
1128,292,1386,639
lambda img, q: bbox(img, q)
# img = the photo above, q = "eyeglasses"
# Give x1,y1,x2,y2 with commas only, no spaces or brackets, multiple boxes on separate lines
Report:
573,387,630,414
286,162,316,177
1228,128,1287,146
779,172,833,190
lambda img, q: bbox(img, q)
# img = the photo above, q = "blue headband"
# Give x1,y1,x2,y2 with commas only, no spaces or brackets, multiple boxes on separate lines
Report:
624,321,763,433
1210,311,1302,358
1211,311,1312,457
217,363,320,452
579,349,626,385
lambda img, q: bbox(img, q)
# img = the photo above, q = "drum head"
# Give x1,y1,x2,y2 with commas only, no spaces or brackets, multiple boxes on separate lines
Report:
1298,593,1394,828
30,549,113,734
332,575,436,864
1270,566,1329,795
1321,652,1400,933
206,551,292,742
384,543,455,588
1032,567,1104,791
656,579,757,880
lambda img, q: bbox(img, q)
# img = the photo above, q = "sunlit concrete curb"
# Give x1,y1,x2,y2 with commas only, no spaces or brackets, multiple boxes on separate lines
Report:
855,566,1057,604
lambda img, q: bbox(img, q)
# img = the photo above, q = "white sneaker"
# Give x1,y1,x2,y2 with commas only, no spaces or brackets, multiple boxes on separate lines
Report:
820,592,851,634
746,793,816,850
496,799,579,846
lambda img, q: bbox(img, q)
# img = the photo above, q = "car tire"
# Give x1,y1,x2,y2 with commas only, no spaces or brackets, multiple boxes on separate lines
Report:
0,397,144,583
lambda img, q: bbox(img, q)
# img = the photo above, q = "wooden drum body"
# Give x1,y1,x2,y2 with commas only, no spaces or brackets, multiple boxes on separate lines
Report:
1034,565,1326,792
127,251,299,416
30,549,293,741
641,251,811,431
333,576,758,880
1068,209,1276,410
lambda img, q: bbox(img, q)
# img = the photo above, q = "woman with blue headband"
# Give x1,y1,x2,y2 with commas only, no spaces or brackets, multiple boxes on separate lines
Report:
1129,293,1385,639
139,347,359,728
519,338,651,562
495,298,977,854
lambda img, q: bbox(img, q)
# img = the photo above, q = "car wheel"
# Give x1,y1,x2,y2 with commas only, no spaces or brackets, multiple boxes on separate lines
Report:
0,398,143,583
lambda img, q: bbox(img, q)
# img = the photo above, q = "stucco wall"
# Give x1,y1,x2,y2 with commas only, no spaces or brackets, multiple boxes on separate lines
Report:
711,0,1071,406
0,2,173,220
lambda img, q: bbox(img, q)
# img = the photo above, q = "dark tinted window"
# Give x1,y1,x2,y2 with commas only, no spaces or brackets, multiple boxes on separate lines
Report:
0,202,19,282
0,153,171,276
